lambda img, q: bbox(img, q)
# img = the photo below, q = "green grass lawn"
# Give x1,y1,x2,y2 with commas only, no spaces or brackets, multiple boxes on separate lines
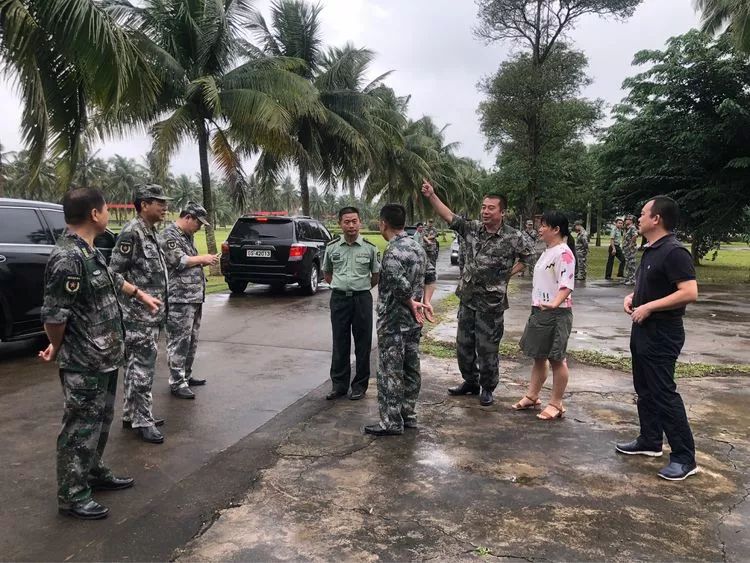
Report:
584,244,750,284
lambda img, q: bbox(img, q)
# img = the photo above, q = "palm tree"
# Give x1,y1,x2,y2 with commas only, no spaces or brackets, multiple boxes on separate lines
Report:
696,0,750,53
0,0,157,188
104,155,147,222
0,142,16,198
105,0,322,263
251,1,385,215
278,175,300,214
170,175,202,212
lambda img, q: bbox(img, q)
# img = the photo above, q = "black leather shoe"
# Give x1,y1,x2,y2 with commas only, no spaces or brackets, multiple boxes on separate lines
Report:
363,424,403,436
404,420,418,429
480,389,494,406
187,377,206,386
325,390,347,400
171,387,195,400
89,476,135,491
615,439,663,457
448,382,480,396
137,425,164,444
123,418,164,429
658,461,699,481
59,499,109,520
349,391,365,401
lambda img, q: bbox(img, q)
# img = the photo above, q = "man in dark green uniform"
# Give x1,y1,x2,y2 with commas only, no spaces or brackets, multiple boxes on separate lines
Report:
40,188,161,520
323,207,380,401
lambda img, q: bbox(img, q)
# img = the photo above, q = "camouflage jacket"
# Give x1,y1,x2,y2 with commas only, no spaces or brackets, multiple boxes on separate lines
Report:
623,225,639,253
41,232,125,372
110,216,168,325
575,229,589,254
376,232,427,335
160,222,206,304
450,215,533,311
422,225,438,253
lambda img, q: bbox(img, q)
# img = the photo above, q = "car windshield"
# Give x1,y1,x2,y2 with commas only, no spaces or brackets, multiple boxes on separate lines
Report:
231,219,294,240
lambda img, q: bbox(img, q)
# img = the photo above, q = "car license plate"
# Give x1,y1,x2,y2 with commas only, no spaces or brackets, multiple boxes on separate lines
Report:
247,249,271,258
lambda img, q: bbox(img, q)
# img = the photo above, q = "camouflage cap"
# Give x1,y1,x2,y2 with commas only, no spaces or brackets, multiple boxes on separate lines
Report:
184,201,210,226
134,184,172,202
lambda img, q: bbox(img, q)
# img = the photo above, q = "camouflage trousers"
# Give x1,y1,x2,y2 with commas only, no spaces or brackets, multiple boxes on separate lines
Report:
624,250,637,284
575,251,588,280
123,322,161,429
426,250,438,270
457,303,505,392
166,303,203,389
376,328,422,432
57,369,117,507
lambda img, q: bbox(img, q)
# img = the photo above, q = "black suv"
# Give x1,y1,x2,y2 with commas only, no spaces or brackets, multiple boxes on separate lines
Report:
221,216,332,295
0,198,116,342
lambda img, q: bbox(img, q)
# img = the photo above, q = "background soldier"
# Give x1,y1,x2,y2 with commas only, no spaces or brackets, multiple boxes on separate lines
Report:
605,218,625,280
422,181,532,406
574,220,589,281
623,215,639,286
521,219,539,276
422,218,439,271
413,222,424,244
40,188,160,520
110,184,170,444
363,204,431,436
323,207,380,401
160,202,218,400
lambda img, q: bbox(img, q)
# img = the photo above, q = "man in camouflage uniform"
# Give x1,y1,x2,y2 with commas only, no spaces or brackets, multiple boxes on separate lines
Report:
110,185,170,444
574,220,589,281
422,181,532,406
622,215,639,286
422,218,439,271
520,219,539,276
363,204,432,436
40,188,160,519
160,202,218,400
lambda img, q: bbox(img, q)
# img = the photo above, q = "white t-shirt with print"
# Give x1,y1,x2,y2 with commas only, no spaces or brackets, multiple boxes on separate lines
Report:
532,243,576,308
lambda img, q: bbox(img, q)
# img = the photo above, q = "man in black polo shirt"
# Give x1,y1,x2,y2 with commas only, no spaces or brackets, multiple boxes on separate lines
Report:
616,196,699,481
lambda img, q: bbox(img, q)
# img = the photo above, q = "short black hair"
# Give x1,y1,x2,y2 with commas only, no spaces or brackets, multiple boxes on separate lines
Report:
648,196,679,231
379,204,406,229
483,193,508,210
179,210,192,219
63,188,106,226
338,206,360,221
416,222,424,227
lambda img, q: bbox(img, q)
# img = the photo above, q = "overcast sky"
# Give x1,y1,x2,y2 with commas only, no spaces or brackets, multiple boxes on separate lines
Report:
0,0,700,177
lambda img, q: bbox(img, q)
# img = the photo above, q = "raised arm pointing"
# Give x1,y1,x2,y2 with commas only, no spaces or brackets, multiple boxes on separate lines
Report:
421,180,454,223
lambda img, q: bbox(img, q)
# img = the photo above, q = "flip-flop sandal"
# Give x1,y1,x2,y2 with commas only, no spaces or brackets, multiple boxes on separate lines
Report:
537,403,565,420
512,395,542,410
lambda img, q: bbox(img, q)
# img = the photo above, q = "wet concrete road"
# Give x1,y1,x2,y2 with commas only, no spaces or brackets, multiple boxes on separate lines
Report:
0,248,458,561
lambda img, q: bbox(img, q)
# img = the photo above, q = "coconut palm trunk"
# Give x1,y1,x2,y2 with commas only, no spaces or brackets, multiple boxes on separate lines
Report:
197,121,220,275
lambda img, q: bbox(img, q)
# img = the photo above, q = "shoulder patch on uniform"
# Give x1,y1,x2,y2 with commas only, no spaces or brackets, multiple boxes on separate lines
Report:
363,238,376,247
65,275,81,294
119,241,132,254
326,235,341,246
167,239,177,250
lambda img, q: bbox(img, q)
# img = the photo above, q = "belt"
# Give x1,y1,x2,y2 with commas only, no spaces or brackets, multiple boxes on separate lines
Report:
332,289,371,297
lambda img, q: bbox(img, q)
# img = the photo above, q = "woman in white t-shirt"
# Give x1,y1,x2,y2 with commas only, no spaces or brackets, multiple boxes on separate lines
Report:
514,211,576,420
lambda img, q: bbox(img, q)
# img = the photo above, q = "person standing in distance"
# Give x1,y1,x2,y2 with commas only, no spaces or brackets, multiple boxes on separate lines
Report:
160,202,218,400
617,196,699,481
363,204,431,436
622,215,639,286
605,218,625,280
573,220,589,281
422,218,439,271
413,223,424,244
323,207,380,401
40,188,161,519
110,184,170,444
421,180,532,406
521,219,539,276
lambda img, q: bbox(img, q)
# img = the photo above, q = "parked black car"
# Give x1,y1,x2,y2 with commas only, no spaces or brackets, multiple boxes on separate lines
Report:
0,198,116,342
221,215,332,295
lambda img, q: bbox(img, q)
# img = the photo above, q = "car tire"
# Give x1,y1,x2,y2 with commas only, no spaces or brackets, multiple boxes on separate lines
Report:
228,280,248,295
301,262,320,296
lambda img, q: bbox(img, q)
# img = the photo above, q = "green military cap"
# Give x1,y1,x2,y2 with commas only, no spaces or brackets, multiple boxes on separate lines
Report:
134,184,173,202
184,201,210,226
574,220,584,226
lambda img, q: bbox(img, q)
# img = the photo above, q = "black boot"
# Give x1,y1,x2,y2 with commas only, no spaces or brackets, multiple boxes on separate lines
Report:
89,476,135,491
123,418,164,429
59,499,109,520
480,388,494,406
136,425,164,444
187,377,206,386
363,424,403,436
448,382,480,396
171,387,196,400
